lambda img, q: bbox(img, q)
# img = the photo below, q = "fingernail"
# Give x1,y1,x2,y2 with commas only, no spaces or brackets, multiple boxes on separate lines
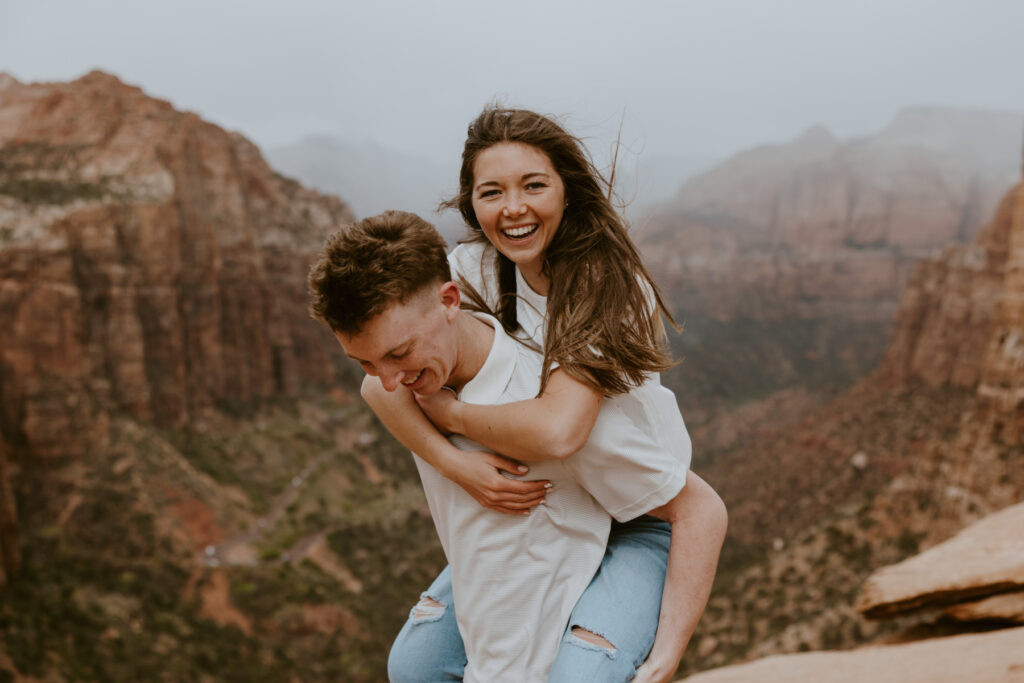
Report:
539,499,546,506
518,465,528,473
521,509,530,516
544,483,553,489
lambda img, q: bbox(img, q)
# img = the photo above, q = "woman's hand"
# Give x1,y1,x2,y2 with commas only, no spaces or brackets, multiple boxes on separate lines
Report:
414,388,463,435
442,450,551,515
631,657,674,683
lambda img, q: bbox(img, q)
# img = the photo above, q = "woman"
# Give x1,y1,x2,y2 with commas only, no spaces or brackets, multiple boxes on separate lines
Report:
364,107,726,682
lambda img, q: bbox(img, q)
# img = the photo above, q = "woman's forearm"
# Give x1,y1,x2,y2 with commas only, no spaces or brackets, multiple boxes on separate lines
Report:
447,369,602,462
643,472,728,679
361,375,552,515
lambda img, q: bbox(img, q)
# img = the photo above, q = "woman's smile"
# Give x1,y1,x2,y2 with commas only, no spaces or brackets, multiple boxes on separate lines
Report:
501,222,539,242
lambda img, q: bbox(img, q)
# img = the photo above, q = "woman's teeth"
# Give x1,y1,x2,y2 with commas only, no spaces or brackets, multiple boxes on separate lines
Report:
503,224,538,238
402,369,424,386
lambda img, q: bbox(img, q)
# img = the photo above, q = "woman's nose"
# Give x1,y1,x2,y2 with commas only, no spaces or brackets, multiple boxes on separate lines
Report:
502,195,527,217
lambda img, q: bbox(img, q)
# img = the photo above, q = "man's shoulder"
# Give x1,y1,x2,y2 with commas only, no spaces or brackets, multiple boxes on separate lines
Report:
500,334,544,403
463,313,542,405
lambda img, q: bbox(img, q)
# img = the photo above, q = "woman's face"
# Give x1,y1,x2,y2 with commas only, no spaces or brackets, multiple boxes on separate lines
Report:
470,142,565,291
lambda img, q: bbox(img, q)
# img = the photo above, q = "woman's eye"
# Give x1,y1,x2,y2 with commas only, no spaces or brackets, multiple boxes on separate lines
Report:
526,182,547,191
478,189,499,199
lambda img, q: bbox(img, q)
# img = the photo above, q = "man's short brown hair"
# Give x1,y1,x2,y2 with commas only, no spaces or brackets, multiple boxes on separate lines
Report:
308,210,451,335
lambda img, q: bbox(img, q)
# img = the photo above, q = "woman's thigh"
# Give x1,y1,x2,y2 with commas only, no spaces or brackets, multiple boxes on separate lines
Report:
547,515,672,683
387,565,467,682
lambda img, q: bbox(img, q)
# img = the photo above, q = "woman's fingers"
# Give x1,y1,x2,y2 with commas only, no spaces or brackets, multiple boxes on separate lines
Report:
483,452,531,476
453,451,552,515
483,453,549,483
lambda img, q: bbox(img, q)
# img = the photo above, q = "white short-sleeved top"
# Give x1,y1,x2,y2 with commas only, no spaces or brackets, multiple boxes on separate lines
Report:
448,241,691,522
414,313,610,683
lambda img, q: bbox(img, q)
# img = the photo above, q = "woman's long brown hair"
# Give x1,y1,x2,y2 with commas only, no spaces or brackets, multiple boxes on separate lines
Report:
442,107,677,396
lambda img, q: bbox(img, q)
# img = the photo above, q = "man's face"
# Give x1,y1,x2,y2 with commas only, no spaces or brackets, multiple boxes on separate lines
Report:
336,282,460,395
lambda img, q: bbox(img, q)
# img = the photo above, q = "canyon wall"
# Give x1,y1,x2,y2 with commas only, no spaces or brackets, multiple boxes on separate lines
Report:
686,171,1024,677
0,71,354,581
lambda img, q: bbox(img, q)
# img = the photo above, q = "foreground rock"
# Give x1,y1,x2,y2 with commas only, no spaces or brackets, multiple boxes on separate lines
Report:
945,591,1024,624
683,626,1024,683
856,502,1024,618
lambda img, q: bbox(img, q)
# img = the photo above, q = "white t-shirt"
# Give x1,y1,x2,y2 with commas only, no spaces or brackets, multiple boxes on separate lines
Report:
414,314,609,683
449,240,691,521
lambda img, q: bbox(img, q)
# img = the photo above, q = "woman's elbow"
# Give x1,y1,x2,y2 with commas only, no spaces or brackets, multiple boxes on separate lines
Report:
544,422,591,460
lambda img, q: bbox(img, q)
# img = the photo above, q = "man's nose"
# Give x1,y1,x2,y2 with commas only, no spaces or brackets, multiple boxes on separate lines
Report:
379,368,403,392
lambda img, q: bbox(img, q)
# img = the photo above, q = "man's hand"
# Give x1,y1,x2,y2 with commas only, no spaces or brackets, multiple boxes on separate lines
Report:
443,451,551,515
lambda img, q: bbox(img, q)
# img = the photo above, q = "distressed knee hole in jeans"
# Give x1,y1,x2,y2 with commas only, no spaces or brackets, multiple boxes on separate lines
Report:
568,625,617,658
411,595,446,623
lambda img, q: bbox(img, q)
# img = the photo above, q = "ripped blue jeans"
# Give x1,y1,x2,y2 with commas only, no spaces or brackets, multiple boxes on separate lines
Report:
387,515,671,682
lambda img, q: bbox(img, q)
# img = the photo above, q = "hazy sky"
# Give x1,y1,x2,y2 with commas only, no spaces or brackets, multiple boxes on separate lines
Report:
2,0,1023,171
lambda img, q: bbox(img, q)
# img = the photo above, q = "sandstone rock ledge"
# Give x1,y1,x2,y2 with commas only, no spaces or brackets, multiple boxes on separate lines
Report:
682,626,1024,683
855,502,1024,618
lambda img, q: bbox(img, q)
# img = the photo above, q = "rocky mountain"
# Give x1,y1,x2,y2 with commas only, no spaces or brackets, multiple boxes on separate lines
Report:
0,72,445,681
640,107,1023,460
676,170,1024,677
0,70,354,459
267,135,467,244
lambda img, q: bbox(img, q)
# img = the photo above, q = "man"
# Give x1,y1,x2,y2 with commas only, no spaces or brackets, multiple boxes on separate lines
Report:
308,211,725,683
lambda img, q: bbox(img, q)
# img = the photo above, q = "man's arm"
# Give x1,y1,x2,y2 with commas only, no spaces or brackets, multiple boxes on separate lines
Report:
361,375,550,514
634,472,728,683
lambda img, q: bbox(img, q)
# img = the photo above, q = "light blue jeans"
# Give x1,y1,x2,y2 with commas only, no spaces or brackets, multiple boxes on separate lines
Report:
387,515,671,682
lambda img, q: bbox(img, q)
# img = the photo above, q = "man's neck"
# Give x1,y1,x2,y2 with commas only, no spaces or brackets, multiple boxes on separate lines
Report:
446,311,495,391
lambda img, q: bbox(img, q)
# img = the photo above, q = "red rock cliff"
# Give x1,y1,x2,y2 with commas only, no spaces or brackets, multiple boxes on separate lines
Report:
0,71,354,579
882,167,1024,432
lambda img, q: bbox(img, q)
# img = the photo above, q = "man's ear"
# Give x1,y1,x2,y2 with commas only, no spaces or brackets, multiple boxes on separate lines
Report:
438,281,461,319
